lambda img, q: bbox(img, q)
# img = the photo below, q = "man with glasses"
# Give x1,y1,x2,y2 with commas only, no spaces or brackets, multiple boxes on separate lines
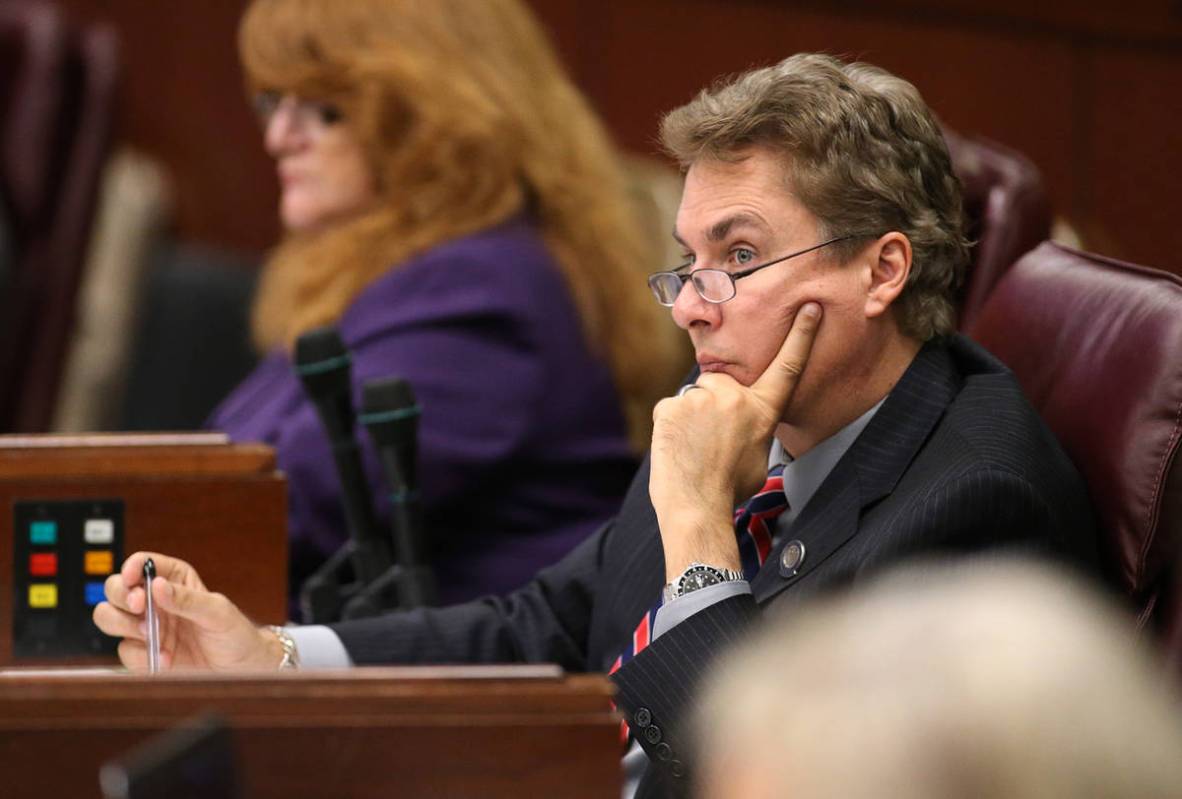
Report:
95,54,1098,797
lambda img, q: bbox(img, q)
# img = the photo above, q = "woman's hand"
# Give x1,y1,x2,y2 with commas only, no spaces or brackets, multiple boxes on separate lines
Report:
93,551,285,672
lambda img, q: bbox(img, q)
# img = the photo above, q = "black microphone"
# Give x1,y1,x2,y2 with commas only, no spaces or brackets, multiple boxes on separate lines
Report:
293,327,390,591
359,376,436,607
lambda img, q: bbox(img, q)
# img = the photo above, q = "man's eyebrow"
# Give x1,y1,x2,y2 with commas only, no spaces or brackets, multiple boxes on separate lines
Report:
671,213,771,249
708,212,769,242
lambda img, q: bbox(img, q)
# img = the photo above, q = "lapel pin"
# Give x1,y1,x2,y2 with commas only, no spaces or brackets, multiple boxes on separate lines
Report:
780,539,806,576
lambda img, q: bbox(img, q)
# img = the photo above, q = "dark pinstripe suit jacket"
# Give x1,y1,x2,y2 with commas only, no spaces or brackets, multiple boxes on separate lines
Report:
330,335,1098,798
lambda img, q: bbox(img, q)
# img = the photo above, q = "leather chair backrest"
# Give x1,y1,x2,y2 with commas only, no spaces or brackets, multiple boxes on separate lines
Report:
0,2,119,432
0,1,68,230
969,242,1182,636
946,131,1052,332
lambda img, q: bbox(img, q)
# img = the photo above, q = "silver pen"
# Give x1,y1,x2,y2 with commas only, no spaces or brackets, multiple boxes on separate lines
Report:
143,558,161,674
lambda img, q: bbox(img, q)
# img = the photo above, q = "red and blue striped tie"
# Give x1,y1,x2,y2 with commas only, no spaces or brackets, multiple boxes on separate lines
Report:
609,464,789,739
733,462,788,577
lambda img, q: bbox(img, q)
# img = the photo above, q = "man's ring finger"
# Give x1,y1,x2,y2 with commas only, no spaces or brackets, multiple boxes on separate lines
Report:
677,384,702,397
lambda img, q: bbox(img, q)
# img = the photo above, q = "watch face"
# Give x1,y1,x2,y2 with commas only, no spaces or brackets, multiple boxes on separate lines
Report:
679,565,723,594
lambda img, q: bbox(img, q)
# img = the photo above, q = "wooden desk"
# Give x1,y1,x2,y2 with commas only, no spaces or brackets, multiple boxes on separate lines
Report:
0,665,621,798
1,433,287,666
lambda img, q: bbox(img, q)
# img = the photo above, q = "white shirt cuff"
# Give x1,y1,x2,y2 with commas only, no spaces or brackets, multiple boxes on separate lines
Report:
285,624,354,668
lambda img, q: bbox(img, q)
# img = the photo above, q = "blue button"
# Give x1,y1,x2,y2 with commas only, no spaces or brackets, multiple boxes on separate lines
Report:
30,520,58,545
85,582,106,606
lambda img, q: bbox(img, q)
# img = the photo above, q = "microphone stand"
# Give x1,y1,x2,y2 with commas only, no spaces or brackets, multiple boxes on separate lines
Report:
293,327,393,623
349,376,437,613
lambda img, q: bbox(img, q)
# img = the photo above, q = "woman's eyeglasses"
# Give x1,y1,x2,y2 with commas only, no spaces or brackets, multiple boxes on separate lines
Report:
252,91,343,135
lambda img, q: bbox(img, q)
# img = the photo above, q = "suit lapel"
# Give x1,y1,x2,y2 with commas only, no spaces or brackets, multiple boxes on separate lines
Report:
751,339,961,603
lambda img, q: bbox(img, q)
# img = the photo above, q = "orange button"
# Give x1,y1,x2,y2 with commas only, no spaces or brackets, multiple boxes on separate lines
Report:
29,552,58,577
29,583,57,609
84,550,114,575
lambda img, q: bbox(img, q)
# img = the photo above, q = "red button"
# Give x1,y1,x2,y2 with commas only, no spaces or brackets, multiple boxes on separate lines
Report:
29,553,58,577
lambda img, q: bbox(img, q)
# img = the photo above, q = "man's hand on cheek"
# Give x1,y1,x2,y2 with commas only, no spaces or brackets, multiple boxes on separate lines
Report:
649,302,822,580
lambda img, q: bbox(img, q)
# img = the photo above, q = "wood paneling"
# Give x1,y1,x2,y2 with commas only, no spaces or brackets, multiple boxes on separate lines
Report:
795,0,1182,45
48,0,1182,274
1087,48,1182,267
56,0,277,253
575,1,1080,213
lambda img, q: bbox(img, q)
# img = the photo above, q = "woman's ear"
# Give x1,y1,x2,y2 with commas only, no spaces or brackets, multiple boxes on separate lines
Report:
864,233,912,319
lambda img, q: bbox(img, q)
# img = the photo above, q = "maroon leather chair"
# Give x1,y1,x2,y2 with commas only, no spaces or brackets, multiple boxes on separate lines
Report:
0,1,119,432
969,242,1182,675
945,130,1052,332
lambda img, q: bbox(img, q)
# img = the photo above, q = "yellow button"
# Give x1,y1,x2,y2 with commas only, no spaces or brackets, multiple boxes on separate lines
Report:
84,550,114,575
29,584,58,609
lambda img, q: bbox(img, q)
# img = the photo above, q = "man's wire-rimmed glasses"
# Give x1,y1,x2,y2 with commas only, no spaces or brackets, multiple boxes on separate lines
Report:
647,234,872,307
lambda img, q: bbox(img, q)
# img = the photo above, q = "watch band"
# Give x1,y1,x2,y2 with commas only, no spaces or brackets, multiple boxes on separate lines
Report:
662,562,746,604
266,625,301,670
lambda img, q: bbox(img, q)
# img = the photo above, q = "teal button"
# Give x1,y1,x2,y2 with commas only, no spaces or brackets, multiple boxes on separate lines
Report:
29,520,58,545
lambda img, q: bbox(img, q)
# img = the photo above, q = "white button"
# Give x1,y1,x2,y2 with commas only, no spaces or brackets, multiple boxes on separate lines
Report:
84,518,114,545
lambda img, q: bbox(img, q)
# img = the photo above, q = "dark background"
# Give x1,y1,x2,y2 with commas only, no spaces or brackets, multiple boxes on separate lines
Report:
54,0,1182,274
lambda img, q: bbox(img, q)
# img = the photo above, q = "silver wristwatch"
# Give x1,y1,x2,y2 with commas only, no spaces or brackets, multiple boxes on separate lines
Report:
662,562,745,603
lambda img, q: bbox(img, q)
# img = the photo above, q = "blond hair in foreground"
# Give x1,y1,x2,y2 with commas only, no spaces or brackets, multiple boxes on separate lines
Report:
695,557,1182,799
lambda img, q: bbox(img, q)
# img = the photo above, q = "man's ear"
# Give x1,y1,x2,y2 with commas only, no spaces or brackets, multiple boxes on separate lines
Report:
864,233,912,319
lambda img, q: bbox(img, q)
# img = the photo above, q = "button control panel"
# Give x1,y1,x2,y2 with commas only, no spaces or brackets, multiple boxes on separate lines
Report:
12,500,124,659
